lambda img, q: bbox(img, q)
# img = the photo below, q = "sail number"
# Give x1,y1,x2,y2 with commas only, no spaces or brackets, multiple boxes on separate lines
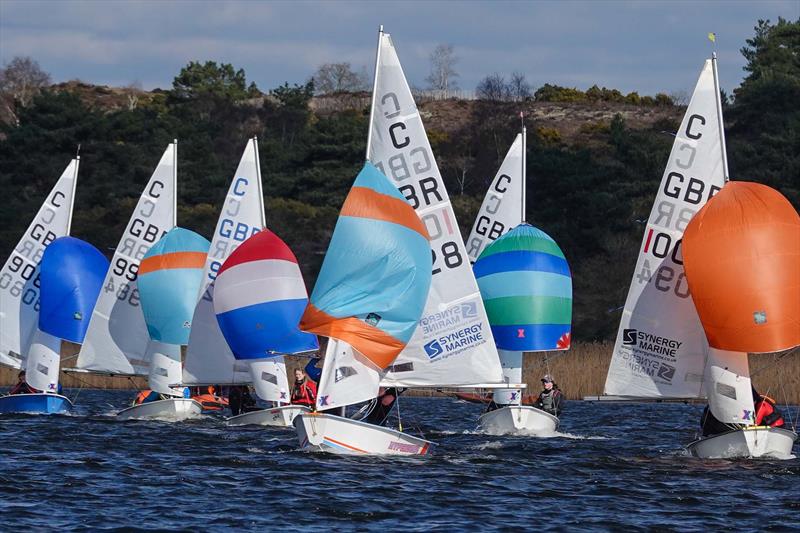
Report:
635,229,690,298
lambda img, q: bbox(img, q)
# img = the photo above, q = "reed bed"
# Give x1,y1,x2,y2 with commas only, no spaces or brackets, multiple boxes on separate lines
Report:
2,342,797,406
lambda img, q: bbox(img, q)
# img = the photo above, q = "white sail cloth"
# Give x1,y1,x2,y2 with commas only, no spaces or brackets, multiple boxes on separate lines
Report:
704,348,755,425
25,329,62,393
466,134,524,263
493,350,523,406
183,138,264,385
316,339,382,411
0,159,78,369
368,31,503,388
76,144,176,375
603,60,747,399
248,358,290,404
147,342,184,397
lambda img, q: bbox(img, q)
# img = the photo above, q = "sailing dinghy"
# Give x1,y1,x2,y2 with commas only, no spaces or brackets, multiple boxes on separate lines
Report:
115,227,208,420
292,162,433,455
682,182,798,458
69,142,180,417
0,236,107,414
213,229,319,427
601,55,797,458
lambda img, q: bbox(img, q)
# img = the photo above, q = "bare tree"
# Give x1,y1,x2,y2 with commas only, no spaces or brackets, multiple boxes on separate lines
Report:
124,80,144,111
312,62,368,94
0,56,51,107
476,73,508,101
508,72,532,102
425,44,459,97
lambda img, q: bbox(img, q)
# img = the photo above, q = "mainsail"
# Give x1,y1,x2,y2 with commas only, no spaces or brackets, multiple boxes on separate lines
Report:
213,229,318,403
466,132,525,263
183,138,265,385
603,58,747,402
367,29,503,387
76,143,176,375
0,158,78,369
301,162,432,410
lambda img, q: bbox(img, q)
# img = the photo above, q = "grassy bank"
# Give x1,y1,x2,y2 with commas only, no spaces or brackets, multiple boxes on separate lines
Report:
2,342,797,405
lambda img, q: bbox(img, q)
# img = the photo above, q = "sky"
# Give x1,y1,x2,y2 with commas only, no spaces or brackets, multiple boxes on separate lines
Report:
1,0,798,96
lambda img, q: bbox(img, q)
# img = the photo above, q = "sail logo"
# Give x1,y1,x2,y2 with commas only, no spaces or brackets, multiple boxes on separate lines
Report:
656,363,675,382
365,313,382,326
622,328,682,357
623,329,638,345
742,409,753,422
420,301,479,336
424,324,484,360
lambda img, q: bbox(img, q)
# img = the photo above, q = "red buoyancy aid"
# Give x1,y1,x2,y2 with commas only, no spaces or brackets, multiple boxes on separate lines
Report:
754,395,785,428
291,380,317,407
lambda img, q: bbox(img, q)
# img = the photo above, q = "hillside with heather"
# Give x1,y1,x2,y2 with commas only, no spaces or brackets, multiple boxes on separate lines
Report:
1,18,797,342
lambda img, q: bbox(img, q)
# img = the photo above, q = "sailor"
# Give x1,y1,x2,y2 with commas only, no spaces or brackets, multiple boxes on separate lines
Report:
753,388,785,428
193,385,228,411
364,387,401,426
229,385,257,416
133,389,160,406
304,356,322,385
534,374,564,417
291,368,317,408
8,371,38,395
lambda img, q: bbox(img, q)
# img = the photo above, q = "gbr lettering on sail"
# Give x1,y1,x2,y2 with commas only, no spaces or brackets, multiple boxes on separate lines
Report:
637,113,721,297
373,94,462,277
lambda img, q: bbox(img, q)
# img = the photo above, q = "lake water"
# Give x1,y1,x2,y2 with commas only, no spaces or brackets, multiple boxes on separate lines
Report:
1,389,797,530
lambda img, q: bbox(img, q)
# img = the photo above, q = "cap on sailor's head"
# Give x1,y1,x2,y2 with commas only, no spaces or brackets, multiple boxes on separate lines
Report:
541,374,553,383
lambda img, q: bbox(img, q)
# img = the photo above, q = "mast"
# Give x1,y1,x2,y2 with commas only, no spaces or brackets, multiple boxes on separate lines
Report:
66,151,80,237
365,25,384,160
172,138,178,226
252,136,267,227
710,53,730,182
521,114,527,223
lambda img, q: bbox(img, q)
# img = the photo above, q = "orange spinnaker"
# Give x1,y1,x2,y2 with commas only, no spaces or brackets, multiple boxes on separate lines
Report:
683,182,800,353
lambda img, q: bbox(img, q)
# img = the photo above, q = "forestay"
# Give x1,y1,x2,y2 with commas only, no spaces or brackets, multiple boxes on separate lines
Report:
0,159,78,369
76,143,176,375
466,133,524,263
368,30,503,387
183,138,265,385
603,60,735,399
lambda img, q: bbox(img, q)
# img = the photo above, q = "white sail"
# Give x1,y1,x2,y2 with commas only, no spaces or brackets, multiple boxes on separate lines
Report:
704,348,754,425
466,133,525,263
368,30,503,388
147,342,184,396
0,158,78,369
316,339,382,411
493,350,523,406
24,328,62,392
604,60,744,398
76,143,176,375
182,138,265,385
248,357,290,404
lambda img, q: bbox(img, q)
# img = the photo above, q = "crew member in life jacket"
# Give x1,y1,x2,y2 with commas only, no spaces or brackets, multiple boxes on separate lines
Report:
534,374,564,417
291,368,317,408
8,371,39,395
192,385,229,411
753,387,785,428
364,387,402,426
132,389,162,406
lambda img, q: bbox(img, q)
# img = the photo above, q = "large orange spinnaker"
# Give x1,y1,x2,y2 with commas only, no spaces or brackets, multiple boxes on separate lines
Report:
683,182,800,353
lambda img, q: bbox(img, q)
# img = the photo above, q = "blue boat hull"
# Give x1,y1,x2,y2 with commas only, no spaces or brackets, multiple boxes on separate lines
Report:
0,393,72,414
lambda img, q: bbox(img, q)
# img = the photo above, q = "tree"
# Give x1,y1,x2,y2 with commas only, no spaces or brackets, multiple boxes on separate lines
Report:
508,72,532,102
312,63,367,94
425,44,459,97
476,73,508,101
0,56,51,125
171,61,257,101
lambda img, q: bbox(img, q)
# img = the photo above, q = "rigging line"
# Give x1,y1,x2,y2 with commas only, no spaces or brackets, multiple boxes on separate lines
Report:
749,348,797,378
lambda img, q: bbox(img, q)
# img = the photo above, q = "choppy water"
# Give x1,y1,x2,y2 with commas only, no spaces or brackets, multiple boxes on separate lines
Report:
1,389,798,530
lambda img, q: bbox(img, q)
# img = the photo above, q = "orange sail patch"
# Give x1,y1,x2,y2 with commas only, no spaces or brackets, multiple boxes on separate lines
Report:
139,251,208,275
341,186,429,239
683,182,800,353
300,304,405,369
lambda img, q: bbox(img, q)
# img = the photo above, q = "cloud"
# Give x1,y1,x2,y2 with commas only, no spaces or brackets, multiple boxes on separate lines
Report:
1,0,797,93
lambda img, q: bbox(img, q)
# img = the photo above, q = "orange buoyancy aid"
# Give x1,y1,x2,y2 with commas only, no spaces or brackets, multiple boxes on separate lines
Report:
754,395,785,428
193,386,228,411
134,390,153,405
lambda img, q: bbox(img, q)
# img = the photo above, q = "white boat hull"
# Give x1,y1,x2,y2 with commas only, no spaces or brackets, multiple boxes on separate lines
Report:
686,427,797,459
294,412,434,456
226,405,311,427
478,405,559,436
116,398,203,421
